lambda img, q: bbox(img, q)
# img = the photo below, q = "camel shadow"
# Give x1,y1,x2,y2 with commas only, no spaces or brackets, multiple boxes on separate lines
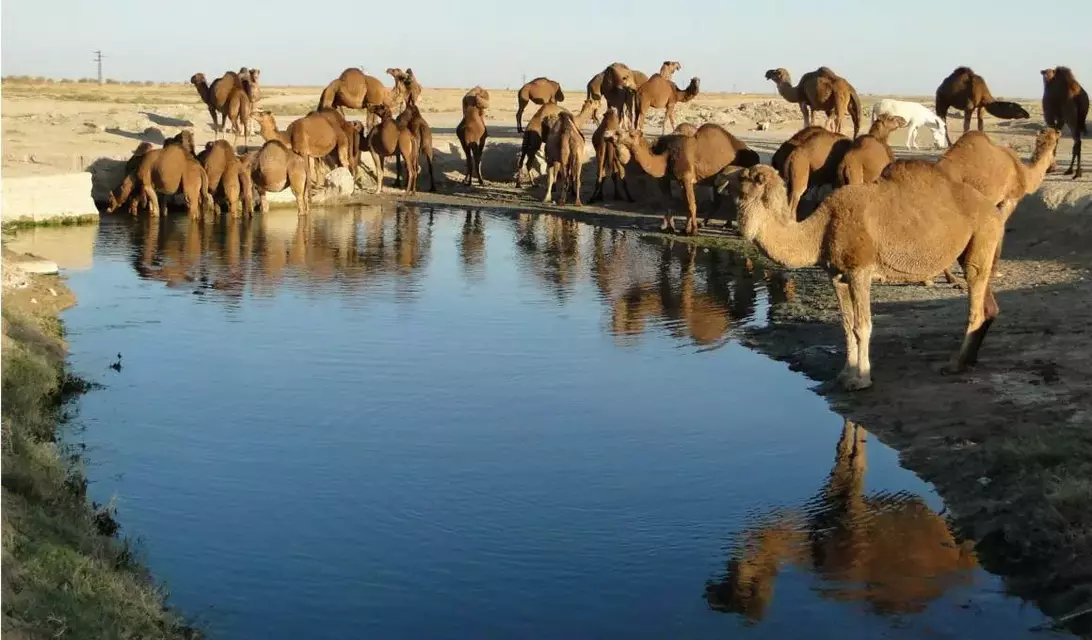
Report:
106,126,165,145
140,111,194,128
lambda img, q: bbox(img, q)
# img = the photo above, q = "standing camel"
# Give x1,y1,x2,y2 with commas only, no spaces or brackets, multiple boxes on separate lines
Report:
457,94,489,186
317,68,394,129
515,77,564,133
243,140,310,216
394,104,436,192
1041,66,1088,179
252,110,350,191
600,63,641,128
541,112,586,206
606,125,761,234
387,68,422,108
515,99,597,187
367,105,418,195
935,67,1030,145
191,72,249,138
765,67,862,137
635,76,700,133
727,163,1004,390
589,107,634,203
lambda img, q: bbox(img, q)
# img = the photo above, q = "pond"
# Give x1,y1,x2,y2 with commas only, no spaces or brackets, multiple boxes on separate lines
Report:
46,205,1053,638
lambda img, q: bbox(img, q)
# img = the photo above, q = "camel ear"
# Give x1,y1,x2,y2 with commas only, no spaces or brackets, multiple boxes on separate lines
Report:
894,116,907,127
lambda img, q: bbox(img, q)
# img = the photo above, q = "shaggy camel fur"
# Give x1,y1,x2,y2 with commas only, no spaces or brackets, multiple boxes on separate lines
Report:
589,107,634,203
836,115,906,186
253,110,350,190
515,99,597,187
607,124,761,234
112,140,213,218
636,76,700,133
317,68,393,128
1041,66,1088,178
729,163,1004,390
367,105,419,195
600,63,641,128
243,140,310,216
779,127,852,213
542,112,586,206
394,104,436,192
706,420,976,619
387,68,422,108
765,67,862,137
107,142,155,214
935,67,1030,145
456,95,489,186
198,140,252,217
515,77,564,133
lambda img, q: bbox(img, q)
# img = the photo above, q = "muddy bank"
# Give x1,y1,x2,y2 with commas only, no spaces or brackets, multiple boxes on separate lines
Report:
0,252,195,638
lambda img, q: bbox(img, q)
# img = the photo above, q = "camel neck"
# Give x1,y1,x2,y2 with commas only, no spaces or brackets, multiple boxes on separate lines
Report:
1025,143,1056,194
573,106,596,129
749,203,828,269
776,81,799,103
626,136,668,178
194,81,211,104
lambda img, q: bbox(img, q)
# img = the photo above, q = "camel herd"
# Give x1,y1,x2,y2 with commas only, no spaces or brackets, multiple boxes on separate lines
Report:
102,61,1088,392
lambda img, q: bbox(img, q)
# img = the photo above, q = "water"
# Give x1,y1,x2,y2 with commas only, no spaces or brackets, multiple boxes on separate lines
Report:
44,205,1052,638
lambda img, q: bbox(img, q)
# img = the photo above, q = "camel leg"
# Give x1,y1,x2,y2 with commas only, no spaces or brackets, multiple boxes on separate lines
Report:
617,173,634,203
572,162,583,207
659,178,676,232
425,150,436,192
844,271,873,390
1064,134,1082,178
963,110,972,136
474,142,486,186
516,100,525,133
977,107,985,132
831,275,860,385
259,190,269,214
371,151,383,194
144,184,160,217
461,142,473,185
395,151,403,189
799,103,810,127
786,158,809,214
906,125,916,150
682,179,698,235
945,254,998,373
542,165,557,204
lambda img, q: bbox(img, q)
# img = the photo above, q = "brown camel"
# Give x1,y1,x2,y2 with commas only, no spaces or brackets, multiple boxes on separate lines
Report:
636,76,700,133
771,126,829,174
394,104,436,192
1041,66,1088,178
387,68,422,108
589,107,634,203
515,99,597,187
515,77,564,133
367,104,419,195
765,67,862,137
456,94,489,186
779,127,852,213
111,140,213,218
935,67,1030,145
463,86,490,112
312,108,359,179
317,68,393,128
607,124,761,234
728,162,1004,390
106,141,155,214
600,63,641,128
836,114,906,186
198,140,252,217
223,84,252,148
541,112,586,206
586,71,605,124
191,72,246,136
242,140,310,216
706,420,976,621
253,110,350,191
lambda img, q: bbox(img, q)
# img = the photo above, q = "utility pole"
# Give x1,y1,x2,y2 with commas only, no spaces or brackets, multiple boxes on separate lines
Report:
93,50,103,84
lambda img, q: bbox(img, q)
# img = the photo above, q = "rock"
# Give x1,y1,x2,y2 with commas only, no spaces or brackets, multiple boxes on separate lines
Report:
18,259,59,275
324,167,355,196
756,121,771,131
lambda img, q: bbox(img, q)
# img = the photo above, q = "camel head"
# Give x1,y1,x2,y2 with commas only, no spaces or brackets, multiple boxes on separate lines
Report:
372,103,393,120
252,109,276,128
871,114,907,137
683,77,701,97
554,86,566,102
132,141,154,155
929,119,948,149
603,127,643,151
660,61,682,75
248,68,261,83
731,165,790,242
764,68,790,84
1035,127,1062,170
190,73,206,86
1040,68,1056,84
386,68,406,81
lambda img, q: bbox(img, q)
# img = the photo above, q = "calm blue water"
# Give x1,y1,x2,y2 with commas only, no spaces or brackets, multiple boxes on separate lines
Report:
49,205,1050,638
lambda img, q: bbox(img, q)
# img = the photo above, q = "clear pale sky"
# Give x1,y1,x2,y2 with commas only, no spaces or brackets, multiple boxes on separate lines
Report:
2,0,1089,98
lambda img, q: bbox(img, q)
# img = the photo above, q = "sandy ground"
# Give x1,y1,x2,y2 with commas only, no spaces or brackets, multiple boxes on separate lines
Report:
4,79,1092,633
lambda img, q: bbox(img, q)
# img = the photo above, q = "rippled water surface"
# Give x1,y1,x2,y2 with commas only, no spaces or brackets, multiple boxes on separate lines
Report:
46,205,1051,638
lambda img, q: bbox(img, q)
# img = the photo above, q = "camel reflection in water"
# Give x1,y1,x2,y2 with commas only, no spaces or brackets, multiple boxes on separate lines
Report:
458,210,486,279
705,421,978,623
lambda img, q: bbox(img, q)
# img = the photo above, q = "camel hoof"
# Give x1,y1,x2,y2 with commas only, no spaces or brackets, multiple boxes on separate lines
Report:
940,362,968,376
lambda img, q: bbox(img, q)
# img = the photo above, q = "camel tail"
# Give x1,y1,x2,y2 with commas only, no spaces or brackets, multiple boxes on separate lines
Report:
318,80,339,111
848,88,862,137
984,100,1030,120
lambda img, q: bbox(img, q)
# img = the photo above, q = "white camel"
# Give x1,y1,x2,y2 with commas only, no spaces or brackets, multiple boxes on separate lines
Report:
870,99,947,150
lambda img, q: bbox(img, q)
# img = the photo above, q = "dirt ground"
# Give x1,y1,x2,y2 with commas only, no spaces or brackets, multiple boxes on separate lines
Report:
4,78,1092,634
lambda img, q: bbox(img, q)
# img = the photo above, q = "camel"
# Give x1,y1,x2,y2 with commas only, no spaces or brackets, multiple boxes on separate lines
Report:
252,110,350,191
110,140,214,218
770,126,828,174
312,108,359,179
317,68,394,128
515,77,564,133
198,140,252,217
541,112,586,206
463,86,490,112
514,99,597,187
589,107,634,203
636,76,700,133
242,140,310,216
728,162,1004,390
871,99,947,149
386,68,422,108
836,114,906,186
935,67,1030,145
241,68,261,103
765,67,862,137
222,83,252,148
456,94,488,186
600,63,641,128
191,72,246,137
367,104,419,195
106,141,155,214
1041,66,1088,179
394,104,436,192
706,420,976,621
606,124,761,234
586,71,605,124
778,127,852,213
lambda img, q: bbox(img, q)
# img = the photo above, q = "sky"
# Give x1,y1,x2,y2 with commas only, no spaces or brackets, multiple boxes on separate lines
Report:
2,0,1090,98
